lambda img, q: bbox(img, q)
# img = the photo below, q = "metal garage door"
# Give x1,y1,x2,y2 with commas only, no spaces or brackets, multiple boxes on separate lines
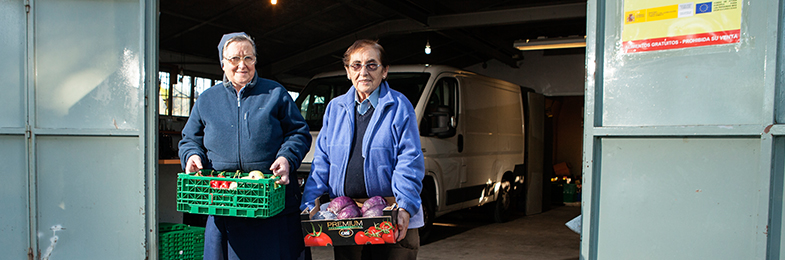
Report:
0,0,158,258
583,0,784,259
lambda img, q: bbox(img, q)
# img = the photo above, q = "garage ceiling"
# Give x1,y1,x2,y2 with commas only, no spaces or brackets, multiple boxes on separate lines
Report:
159,0,587,86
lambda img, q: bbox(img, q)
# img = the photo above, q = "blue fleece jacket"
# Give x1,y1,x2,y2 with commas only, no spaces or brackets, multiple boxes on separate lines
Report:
179,74,311,213
300,82,425,228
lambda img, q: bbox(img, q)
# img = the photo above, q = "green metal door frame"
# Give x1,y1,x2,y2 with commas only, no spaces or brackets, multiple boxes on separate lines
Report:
583,0,784,259
12,0,159,258
144,0,160,258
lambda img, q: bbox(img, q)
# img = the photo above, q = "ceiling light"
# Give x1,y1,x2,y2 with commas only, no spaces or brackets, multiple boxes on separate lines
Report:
514,36,586,51
271,0,277,4
424,40,431,55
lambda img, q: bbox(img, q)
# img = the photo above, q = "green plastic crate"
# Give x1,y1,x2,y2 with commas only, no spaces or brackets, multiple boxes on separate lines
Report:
563,183,577,203
159,223,188,233
176,169,285,218
159,223,205,260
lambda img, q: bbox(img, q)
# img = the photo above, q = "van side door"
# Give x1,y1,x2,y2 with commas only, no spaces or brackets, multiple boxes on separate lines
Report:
420,76,466,211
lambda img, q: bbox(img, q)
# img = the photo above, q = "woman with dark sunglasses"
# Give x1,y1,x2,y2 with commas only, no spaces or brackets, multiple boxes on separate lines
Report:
179,32,311,260
301,39,425,260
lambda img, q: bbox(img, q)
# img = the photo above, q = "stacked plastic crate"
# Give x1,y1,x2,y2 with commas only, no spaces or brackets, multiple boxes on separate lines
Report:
159,223,205,260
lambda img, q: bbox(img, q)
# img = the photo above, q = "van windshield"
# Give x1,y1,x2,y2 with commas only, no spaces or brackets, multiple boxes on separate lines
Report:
295,72,431,131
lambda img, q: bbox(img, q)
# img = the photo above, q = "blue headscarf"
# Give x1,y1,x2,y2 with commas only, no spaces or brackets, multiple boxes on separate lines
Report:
218,32,251,67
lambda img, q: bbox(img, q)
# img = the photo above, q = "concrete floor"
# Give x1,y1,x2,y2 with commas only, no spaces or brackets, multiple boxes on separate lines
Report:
307,205,581,260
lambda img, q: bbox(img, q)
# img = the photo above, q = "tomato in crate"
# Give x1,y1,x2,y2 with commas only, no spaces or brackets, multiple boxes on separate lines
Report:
176,169,285,218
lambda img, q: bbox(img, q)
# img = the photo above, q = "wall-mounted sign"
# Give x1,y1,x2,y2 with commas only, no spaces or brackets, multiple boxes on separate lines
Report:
622,0,741,53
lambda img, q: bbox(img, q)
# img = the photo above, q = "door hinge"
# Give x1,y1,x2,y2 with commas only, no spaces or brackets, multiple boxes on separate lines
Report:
24,0,30,13
25,125,31,139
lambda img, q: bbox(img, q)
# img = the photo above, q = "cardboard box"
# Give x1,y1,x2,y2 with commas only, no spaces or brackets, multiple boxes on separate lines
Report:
300,198,398,246
553,162,571,176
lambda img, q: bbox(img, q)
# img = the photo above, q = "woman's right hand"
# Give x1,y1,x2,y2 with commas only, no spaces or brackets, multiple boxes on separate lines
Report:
186,155,203,173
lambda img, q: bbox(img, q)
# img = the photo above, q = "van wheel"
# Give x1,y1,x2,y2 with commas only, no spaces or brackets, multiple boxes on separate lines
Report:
419,180,436,243
493,179,513,223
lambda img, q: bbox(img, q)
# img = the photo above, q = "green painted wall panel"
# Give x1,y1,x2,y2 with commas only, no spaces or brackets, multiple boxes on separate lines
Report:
36,136,145,259
34,0,141,130
584,0,782,259
597,138,762,259
0,0,25,128
21,0,154,258
774,137,785,259
598,1,779,127
0,0,29,258
0,137,29,259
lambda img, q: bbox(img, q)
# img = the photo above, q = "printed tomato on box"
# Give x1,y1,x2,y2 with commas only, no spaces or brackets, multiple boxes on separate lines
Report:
354,231,369,244
300,202,399,246
304,224,333,247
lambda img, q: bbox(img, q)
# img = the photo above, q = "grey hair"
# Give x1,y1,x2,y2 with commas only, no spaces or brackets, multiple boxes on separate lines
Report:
222,34,257,58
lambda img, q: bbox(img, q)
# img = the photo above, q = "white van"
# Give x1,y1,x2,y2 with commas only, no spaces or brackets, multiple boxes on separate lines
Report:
294,65,536,239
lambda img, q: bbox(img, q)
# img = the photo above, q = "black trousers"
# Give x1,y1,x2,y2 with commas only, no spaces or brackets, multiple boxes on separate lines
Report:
203,212,305,260
333,229,420,260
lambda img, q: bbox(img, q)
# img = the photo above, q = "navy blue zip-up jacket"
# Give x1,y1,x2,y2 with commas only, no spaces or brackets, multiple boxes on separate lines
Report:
179,74,311,213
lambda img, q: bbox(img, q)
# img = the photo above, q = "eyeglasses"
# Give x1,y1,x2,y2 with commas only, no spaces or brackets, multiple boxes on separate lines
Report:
347,63,380,72
224,55,256,66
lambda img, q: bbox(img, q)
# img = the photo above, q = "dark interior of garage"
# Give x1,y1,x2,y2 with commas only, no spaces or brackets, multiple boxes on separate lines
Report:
156,1,586,258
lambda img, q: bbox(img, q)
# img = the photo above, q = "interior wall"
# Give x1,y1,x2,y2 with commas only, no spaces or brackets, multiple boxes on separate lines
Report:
464,48,585,96
539,95,584,209
159,164,183,223
160,50,221,77
548,96,585,179
465,49,587,181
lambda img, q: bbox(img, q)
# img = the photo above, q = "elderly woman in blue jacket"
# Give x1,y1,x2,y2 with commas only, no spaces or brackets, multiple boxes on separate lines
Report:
301,39,425,259
178,32,311,260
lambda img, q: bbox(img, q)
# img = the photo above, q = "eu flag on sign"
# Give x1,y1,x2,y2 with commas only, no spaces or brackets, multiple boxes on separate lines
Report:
696,2,712,14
